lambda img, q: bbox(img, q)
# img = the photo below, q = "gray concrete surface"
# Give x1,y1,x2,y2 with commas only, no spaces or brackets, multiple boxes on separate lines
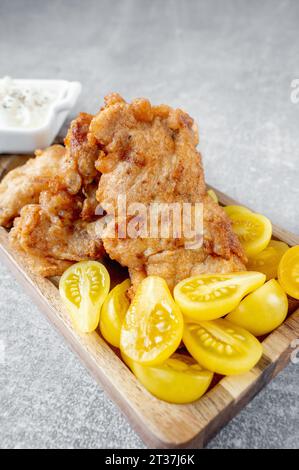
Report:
0,0,299,449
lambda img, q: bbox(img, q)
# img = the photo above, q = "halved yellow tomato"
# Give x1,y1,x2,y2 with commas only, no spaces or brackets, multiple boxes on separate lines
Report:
123,353,213,404
207,189,219,204
174,272,266,321
278,246,299,299
224,206,272,257
120,276,183,366
59,261,110,333
247,240,289,280
183,318,263,375
224,205,252,217
227,279,288,336
100,279,131,348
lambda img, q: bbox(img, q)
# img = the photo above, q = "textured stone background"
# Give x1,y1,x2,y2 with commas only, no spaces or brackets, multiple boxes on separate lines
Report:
0,0,299,449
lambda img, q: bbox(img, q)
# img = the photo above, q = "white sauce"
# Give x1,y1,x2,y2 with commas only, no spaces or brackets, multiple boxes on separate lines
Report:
0,76,60,129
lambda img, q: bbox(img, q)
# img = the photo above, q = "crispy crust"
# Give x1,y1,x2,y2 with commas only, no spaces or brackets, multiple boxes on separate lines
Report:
89,94,246,294
0,93,246,288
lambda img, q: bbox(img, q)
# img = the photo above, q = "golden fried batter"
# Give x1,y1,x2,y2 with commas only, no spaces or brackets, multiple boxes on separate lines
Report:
89,94,246,294
0,113,100,228
0,113,104,273
10,204,103,276
0,94,246,289
0,145,66,227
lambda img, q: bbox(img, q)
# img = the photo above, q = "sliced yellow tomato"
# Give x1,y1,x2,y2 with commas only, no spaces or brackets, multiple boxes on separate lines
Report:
120,276,183,366
123,353,213,404
278,246,299,299
224,205,252,217
247,240,289,280
224,206,272,257
227,279,288,336
183,318,263,375
100,279,131,348
174,272,266,321
207,189,219,204
59,261,110,333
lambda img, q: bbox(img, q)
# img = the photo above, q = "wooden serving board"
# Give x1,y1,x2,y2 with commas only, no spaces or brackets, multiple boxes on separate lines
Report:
1,155,299,448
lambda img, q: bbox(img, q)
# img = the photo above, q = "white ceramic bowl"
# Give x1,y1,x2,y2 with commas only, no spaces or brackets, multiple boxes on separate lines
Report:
0,79,82,154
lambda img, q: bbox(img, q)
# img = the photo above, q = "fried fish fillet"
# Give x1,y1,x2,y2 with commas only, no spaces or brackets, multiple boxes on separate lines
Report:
0,145,66,227
0,113,104,275
89,94,246,294
0,94,246,287
10,204,103,275
0,113,99,228
10,183,104,276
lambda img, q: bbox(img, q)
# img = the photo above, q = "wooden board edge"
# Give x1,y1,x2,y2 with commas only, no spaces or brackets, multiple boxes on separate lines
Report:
0,240,179,449
0,179,299,447
3,236,299,449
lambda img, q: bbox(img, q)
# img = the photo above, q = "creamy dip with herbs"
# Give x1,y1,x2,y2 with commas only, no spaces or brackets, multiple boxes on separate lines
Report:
0,77,59,129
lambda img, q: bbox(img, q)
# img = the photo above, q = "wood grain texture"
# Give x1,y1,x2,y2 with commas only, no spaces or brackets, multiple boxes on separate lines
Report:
1,178,299,448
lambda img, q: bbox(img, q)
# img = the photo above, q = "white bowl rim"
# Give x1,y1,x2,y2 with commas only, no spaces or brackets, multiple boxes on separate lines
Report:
0,79,82,134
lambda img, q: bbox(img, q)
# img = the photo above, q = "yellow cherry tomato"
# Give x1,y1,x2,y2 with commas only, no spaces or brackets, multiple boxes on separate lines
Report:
278,246,299,299
224,206,272,257
174,272,266,321
123,353,213,404
247,240,289,280
183,318,263,375
207,189,219,204
227,279,288,336
100,279,131,348
224,205,252,216
59,261,110,333
120,276,184,366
